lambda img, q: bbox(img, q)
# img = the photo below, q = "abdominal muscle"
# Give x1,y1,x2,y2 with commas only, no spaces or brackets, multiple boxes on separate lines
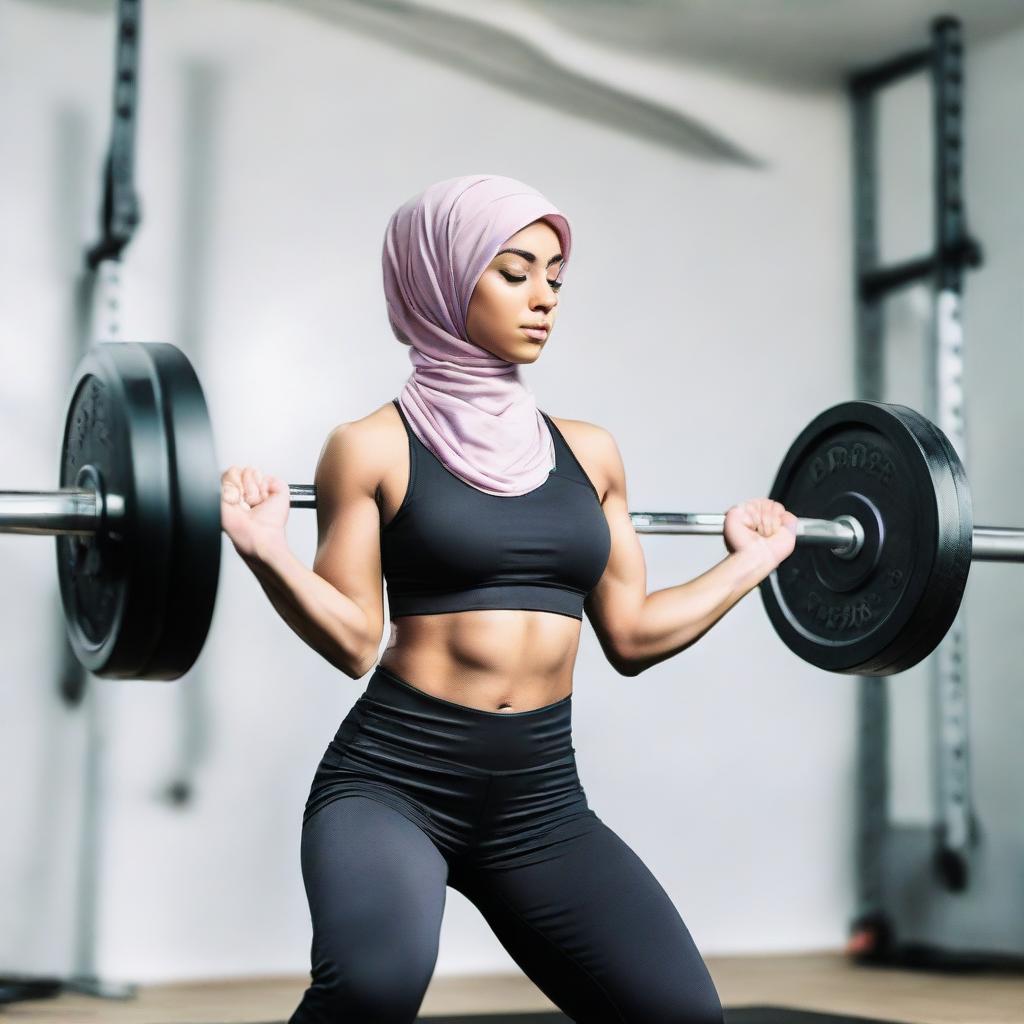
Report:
371,403,593,714
376,609,581,713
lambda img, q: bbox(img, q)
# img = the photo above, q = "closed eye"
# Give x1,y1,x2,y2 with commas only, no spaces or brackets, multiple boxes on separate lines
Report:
501,270,563,290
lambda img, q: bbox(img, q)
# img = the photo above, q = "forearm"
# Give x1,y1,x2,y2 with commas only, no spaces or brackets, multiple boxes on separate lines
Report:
243,538,377,679
620,545,776,675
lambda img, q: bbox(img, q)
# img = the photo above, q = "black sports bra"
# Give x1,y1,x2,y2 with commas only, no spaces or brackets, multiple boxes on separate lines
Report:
380,400,611,620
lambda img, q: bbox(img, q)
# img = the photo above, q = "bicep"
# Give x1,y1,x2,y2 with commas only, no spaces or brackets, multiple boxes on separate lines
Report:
583,430,648,667
311,424,385,645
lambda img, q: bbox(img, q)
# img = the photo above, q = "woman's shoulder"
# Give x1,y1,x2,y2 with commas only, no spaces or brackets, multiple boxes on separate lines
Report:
547,414,620,503
547,412,617,454
315,401,406,495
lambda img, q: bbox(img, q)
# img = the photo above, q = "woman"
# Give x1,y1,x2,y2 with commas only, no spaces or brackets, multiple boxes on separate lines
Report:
221,175,797,1024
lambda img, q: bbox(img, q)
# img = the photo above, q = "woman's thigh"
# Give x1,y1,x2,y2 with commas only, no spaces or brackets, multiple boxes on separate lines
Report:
453,816,723,1024
290,795,449,1024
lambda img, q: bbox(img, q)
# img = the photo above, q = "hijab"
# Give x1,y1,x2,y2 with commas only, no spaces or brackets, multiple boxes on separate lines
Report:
382,174,572,496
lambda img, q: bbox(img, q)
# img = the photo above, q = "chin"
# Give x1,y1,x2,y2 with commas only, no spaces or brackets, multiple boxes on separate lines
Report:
475,337,544,363
515,347,543,364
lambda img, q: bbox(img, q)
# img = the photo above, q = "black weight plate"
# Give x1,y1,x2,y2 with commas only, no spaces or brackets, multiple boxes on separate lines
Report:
759,401,972,676
56,343,221,680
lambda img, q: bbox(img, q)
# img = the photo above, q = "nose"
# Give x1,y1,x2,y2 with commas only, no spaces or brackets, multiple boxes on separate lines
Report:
530,282,557,311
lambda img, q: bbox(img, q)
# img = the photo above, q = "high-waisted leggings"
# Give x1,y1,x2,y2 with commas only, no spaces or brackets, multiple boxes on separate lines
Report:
289,664,723,1024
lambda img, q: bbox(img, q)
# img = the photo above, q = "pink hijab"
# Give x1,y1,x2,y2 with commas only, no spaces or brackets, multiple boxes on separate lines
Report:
382,174,572,496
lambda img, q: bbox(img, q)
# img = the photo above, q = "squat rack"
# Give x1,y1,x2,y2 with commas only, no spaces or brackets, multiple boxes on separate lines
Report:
848,15,988,963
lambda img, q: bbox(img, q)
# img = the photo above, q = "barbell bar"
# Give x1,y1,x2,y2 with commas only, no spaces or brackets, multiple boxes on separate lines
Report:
0,486,865,553
1,341,1022,681
7,489,1024,563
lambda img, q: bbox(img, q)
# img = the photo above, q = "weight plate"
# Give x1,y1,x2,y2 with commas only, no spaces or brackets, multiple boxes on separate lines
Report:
56,343,221,679
759,401,972,676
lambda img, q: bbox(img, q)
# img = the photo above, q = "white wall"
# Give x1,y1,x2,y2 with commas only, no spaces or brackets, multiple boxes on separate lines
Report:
0,0,854,984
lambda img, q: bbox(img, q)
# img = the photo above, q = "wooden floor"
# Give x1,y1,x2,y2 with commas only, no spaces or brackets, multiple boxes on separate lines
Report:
5,954,1023,1024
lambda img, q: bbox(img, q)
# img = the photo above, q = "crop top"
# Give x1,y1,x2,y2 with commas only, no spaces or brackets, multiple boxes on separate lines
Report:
380,399,612,620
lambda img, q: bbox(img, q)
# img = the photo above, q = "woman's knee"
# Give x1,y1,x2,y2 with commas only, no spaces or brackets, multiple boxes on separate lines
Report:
308,948,435,1022
293,931,440,1024
676,990,724,1024
647,973,724,1024
625,984,722,1024
293,797,448,1022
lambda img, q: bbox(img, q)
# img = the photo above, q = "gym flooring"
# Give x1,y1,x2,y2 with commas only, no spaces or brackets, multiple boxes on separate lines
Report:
10,953,1022,1023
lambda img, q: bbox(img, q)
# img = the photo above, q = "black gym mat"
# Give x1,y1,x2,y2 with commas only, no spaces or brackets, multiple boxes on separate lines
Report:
247,1008,898,1023
415,1012,897,1023
725,1012,899,1024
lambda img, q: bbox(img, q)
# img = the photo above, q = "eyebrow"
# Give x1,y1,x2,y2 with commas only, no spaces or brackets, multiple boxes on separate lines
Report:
495,247,564,268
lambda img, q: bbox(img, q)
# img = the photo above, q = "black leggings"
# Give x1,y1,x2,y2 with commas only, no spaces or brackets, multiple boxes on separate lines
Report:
289,665,723,1024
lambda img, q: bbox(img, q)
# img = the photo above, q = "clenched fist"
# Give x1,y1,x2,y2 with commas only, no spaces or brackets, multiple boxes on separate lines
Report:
723,498,798,569
220,465,290,560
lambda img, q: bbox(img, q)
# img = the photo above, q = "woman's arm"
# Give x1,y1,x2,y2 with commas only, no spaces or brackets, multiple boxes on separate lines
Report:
223,420,386,680
582,427,794,677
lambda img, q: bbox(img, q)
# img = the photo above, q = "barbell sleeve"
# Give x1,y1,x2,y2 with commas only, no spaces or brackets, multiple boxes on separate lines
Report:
0,489,103,536
970,527,1024,563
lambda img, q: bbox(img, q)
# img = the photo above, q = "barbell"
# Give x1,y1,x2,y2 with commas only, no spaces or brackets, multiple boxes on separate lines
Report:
1,342,1022,680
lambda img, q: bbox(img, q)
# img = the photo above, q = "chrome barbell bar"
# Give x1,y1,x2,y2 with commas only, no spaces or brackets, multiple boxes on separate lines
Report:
3,484,1024,562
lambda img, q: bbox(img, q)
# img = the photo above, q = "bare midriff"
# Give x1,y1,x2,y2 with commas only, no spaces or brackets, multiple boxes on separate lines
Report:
377,609,581,713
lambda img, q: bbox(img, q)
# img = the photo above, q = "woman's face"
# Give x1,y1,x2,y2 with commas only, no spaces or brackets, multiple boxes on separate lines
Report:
465,219,564,363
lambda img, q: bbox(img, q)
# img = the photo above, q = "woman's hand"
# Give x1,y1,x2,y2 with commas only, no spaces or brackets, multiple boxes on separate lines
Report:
220,465,290,560
723,498,798,569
